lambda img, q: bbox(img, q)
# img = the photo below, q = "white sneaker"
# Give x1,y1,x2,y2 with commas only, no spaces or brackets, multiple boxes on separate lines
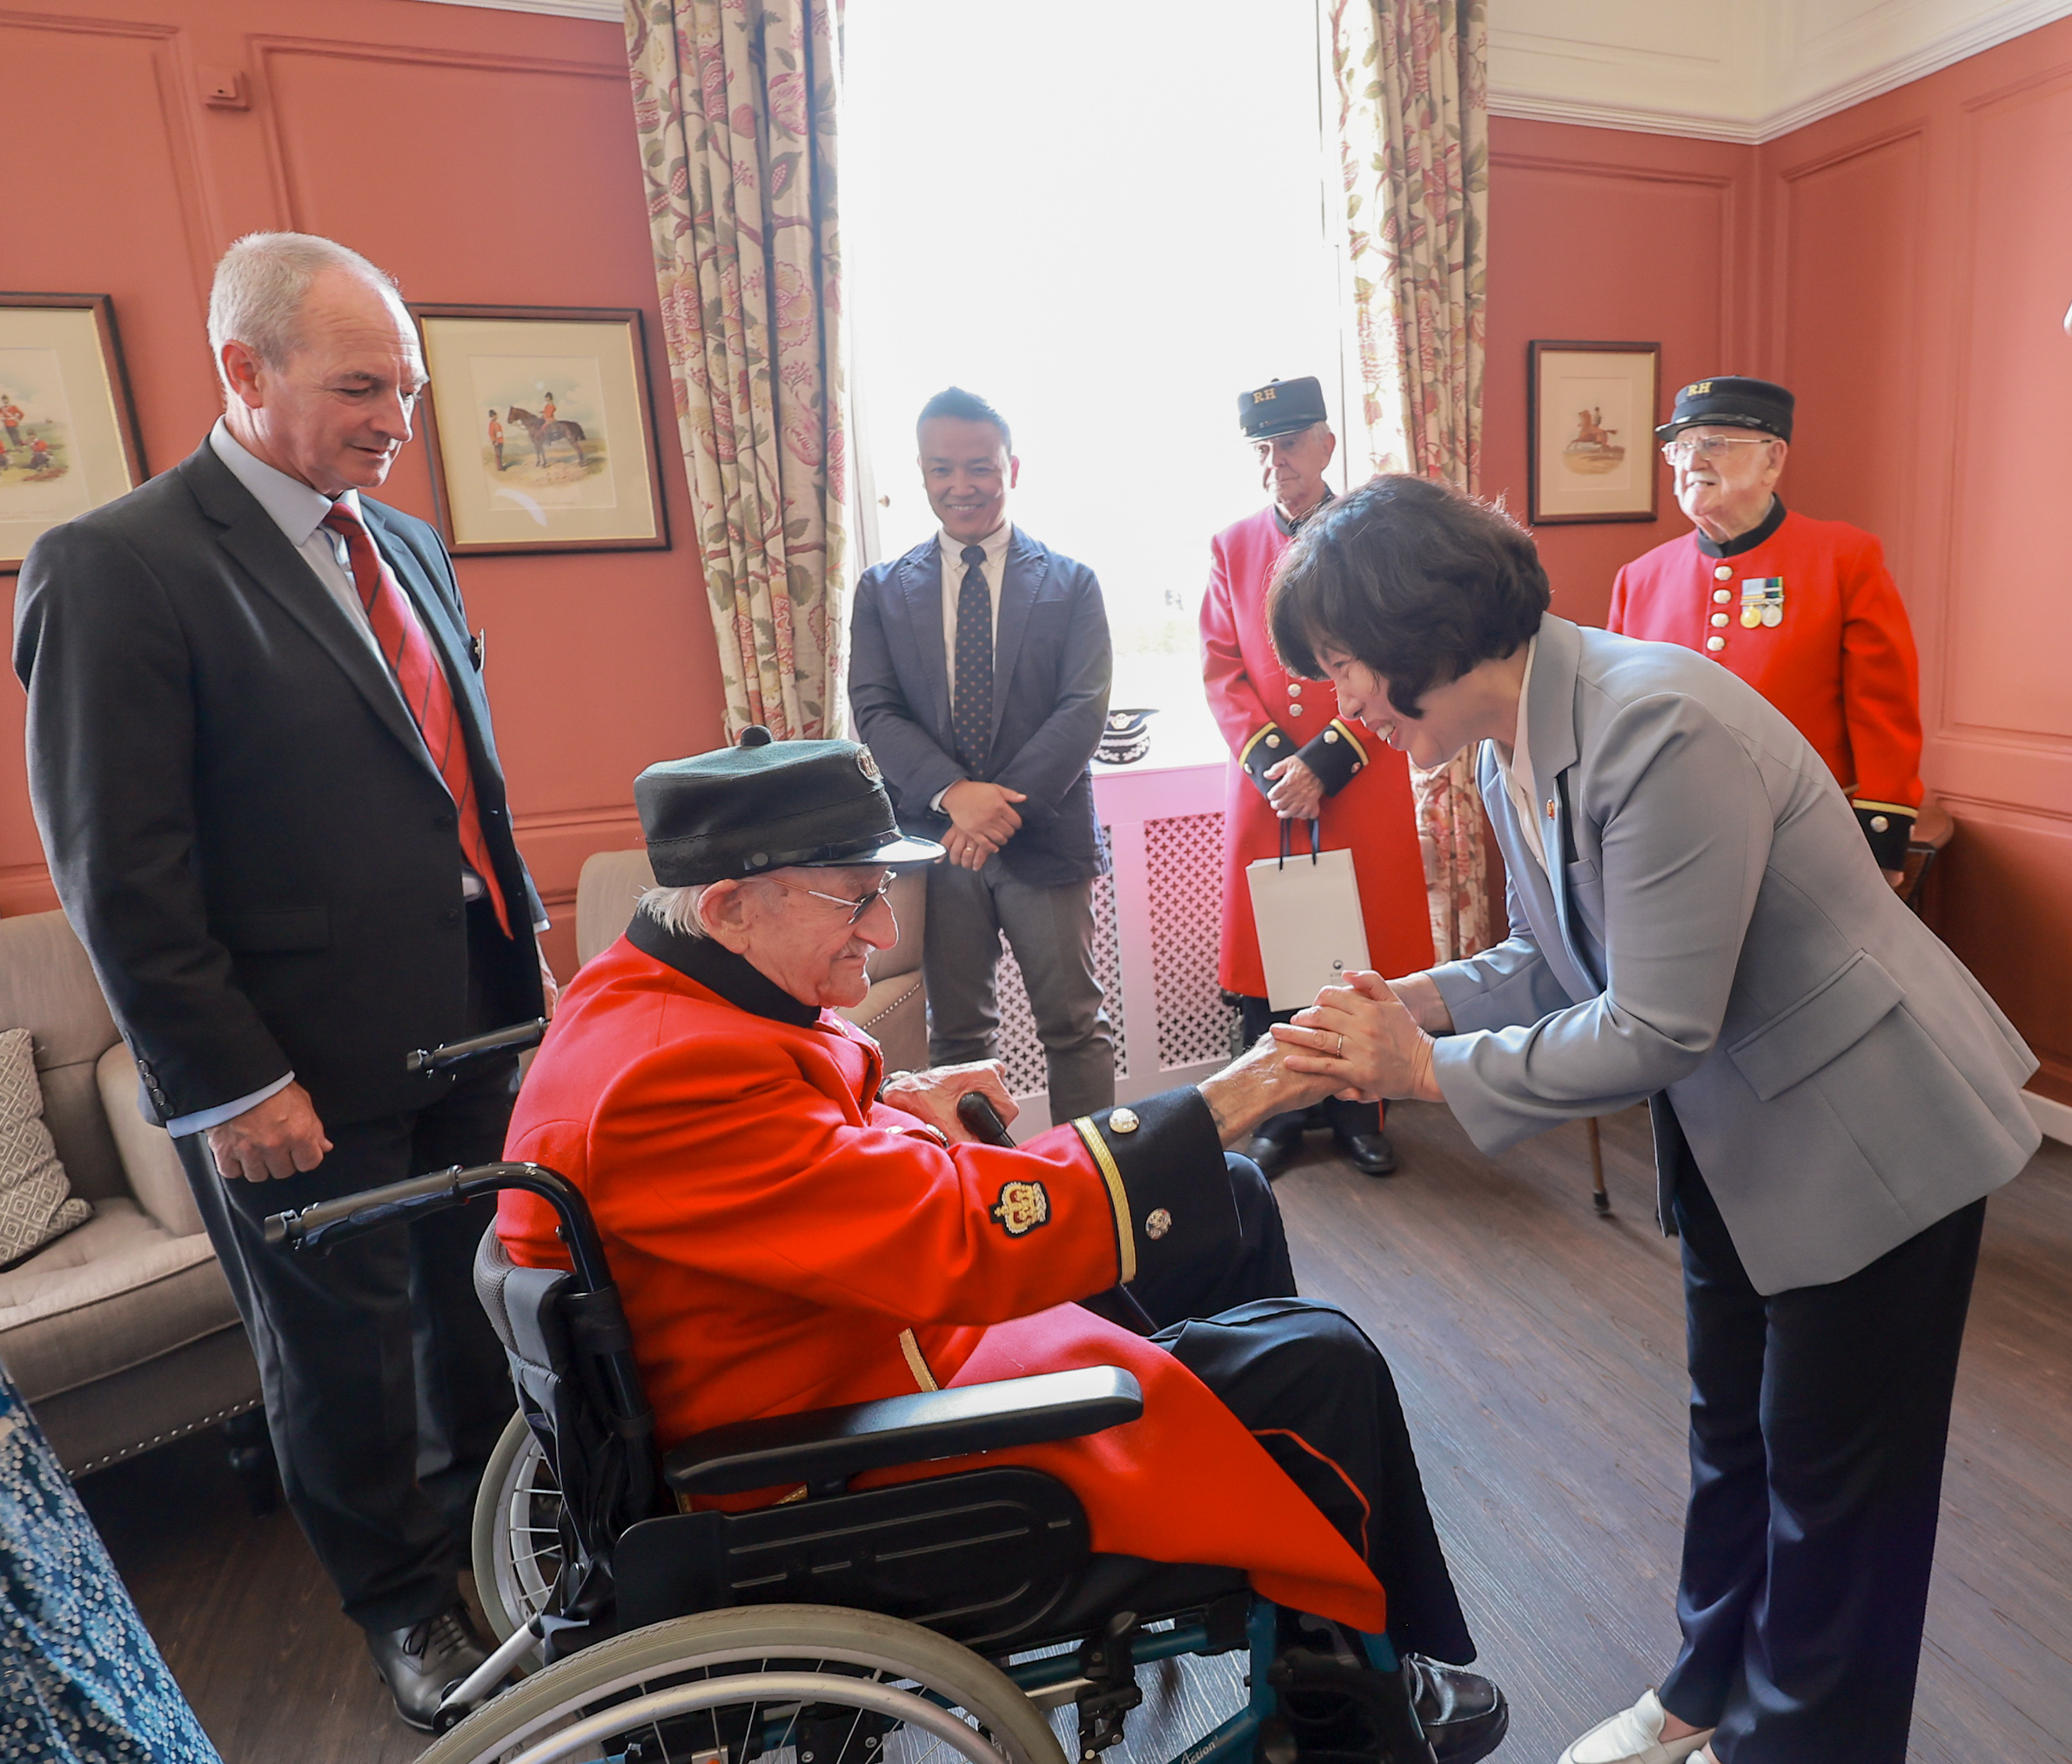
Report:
1558,1689,1716,1764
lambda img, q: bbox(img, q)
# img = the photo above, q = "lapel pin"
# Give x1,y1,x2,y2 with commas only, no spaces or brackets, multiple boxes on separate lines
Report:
1546,799,1557,819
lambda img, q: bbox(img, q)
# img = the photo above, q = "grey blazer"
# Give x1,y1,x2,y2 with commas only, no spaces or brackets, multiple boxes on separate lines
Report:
1429,614,2038,1293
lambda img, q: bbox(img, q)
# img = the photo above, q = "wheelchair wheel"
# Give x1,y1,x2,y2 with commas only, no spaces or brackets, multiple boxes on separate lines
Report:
472,1412,564,1642
419,1603,1067,1764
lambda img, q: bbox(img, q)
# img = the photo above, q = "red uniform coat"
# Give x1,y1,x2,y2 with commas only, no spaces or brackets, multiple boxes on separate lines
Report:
1202,506,1433,997
499,922,1385,1631
1608,506,1923,865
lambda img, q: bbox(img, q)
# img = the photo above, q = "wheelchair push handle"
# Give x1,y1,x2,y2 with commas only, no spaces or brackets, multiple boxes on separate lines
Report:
262,1161,617,1293
406,1016,548,1077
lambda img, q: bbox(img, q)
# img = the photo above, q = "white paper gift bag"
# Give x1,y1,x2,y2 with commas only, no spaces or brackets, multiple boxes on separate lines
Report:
1245,820,1370,1010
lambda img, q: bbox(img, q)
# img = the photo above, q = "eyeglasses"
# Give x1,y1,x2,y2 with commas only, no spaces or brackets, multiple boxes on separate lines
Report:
767,875,895,925
1661,435,1777,464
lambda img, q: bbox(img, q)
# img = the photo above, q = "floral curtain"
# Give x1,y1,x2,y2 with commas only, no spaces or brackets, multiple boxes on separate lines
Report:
1329,0,1494,962
626,0,848,742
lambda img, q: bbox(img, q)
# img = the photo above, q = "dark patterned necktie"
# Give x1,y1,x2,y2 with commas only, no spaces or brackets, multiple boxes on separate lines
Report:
951,543,993,775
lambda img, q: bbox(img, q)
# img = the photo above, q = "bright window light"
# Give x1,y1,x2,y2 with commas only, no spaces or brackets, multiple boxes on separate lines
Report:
843,0,1344,766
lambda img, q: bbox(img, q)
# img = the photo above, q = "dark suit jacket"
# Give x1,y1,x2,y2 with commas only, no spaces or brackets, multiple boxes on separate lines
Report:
848,528,1110,887
11,440,545,1130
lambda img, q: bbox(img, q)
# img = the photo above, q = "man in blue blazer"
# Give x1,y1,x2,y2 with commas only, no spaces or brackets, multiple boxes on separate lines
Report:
848,388,1115,1123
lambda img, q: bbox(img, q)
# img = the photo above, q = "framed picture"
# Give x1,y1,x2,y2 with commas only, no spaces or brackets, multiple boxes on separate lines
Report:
1,294,147,573
1527,340,1660,525
412,305,668,555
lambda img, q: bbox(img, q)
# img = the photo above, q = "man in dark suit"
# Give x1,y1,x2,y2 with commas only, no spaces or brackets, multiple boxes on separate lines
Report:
848,388,1115,1123
11,232,552,1727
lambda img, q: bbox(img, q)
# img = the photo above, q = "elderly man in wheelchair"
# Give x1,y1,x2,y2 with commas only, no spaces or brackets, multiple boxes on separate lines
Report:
310,730,1508,1764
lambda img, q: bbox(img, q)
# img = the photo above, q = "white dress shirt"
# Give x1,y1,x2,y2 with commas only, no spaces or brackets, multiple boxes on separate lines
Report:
1492,635,1547,876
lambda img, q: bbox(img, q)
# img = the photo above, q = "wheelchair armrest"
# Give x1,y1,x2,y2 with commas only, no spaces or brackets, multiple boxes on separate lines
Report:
663,1365,1143,1498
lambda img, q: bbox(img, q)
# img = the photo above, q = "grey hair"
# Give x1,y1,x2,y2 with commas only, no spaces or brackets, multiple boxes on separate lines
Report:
637,884,715,939
206,231,400,387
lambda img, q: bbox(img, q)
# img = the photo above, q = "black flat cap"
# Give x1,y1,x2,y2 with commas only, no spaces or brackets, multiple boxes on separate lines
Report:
636,727,943,885
1238,376,1329,441
1656,375,1794,443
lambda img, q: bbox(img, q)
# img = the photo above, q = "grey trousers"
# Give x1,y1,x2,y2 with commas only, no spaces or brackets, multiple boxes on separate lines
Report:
923,857,1116,1124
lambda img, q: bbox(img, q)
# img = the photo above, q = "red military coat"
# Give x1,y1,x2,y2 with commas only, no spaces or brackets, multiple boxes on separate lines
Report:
1608,504,1924,868
1202,505,1433,997
499,916,1385,1631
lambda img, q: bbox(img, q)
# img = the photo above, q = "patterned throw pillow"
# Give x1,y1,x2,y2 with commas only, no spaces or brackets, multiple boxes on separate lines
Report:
0,1027,94,1269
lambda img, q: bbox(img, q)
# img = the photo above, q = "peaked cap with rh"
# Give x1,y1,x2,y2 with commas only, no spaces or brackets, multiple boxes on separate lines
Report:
636,726,943,884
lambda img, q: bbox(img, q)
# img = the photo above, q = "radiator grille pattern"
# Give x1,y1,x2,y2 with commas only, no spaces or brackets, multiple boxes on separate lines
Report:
1147,812,1239,1070
992,850,1127,1095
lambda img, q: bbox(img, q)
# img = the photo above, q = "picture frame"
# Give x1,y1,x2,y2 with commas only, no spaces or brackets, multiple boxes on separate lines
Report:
1527,340,1661,525
1,293,147,573
411,305,669,555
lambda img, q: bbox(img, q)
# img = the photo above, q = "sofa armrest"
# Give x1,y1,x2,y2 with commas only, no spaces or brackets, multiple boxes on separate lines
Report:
94,1045,204,1239
663,1365,1142,1497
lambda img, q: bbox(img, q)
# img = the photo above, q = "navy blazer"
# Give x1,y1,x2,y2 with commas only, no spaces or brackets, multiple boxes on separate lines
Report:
848,528,1111,887
13,441,546,1130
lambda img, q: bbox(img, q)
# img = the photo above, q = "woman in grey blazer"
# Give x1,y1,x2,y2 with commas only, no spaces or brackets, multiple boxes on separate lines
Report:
1264,476,2039,1764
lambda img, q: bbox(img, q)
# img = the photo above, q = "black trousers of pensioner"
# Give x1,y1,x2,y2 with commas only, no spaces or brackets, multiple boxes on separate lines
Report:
174,898,521,1633
1656,1136,1985,1764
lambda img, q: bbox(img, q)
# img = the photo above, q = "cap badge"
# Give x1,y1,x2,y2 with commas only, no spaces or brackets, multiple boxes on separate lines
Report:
1685,380,1712,397
1253,386,1277,403
856,747,882,782
990,1180,1050,1237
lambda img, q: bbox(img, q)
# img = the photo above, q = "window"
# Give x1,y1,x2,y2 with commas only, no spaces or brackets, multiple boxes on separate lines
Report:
844,0,1345,766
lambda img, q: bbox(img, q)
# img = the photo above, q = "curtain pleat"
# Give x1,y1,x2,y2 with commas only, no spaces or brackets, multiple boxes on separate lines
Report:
1329,0,1495,962
626,0,848,742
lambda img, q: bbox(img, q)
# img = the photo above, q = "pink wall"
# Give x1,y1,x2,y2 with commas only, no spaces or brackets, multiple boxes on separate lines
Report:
0,0,727,978
1482,19,2072,1102
1484,119,1762,627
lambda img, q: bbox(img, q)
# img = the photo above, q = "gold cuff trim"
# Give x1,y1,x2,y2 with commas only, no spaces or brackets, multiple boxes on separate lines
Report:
1329,719,1369,764
1072,1117,1137,1285
1238,725,1279,770
898,1328,939,1392
1849,799,1916,817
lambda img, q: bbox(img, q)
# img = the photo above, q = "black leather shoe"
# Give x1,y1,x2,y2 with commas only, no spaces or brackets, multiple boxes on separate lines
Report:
366,1603,489,1731
1244,1117,1306,1178
1404,1654,1508,1764
1339,1130,1398,1177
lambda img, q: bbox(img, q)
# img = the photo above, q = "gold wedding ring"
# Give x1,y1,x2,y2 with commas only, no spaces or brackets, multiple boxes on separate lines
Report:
1336,1034,1347,1057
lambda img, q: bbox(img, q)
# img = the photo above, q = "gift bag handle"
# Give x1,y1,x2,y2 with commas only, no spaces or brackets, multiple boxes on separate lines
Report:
1277,816,1321,869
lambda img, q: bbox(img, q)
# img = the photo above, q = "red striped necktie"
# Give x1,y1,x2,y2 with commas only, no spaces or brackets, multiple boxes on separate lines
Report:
321,500,512,937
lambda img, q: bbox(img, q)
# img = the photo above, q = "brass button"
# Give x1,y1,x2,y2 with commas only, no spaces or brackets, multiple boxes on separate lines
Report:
1265,734,1282,748
1713,588,1732,603
1707,635,1727,652
1288,702,1304,716
1711,612,1729,627
1714,565,1733,580
1324,729,1339,743
1287,682,1302,696
1144,1208,1171,1240
1870,815,1889,833
1109,1107,1139,1134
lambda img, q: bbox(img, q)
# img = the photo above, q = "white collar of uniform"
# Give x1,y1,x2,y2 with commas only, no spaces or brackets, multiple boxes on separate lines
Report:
210,419,365,548
935,520,1011,567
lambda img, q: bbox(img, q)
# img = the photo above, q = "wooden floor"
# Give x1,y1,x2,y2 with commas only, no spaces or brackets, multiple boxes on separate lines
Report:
80,1103,2072,1764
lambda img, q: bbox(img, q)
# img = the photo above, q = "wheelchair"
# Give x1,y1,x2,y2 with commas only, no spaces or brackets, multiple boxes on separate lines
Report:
268,1137,1442,1764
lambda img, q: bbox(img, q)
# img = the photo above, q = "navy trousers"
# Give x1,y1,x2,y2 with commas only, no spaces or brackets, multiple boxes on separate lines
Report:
1658,1145,1985,1763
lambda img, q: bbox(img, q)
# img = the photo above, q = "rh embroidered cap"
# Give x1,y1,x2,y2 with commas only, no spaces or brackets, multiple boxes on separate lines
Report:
636,727,944,885
1656,375,1795,443
1237,376,1329,441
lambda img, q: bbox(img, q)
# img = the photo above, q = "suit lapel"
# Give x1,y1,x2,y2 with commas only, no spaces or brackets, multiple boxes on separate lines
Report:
180,448,440,785
898,539,953,736
1525,615,1599,989
989,527,1047,741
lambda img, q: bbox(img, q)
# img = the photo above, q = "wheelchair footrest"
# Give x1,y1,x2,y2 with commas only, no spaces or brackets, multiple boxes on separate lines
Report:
614,1466,1090,1649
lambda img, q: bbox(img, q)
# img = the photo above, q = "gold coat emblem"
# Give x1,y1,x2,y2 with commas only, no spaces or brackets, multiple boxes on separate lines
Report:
990,1180,1051,1237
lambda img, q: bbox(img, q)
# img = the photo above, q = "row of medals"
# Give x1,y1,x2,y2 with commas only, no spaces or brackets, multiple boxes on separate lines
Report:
1740,576,1784,628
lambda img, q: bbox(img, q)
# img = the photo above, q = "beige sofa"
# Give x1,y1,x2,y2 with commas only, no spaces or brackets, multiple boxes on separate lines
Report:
573,851,930,1074
0,909,262,1474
